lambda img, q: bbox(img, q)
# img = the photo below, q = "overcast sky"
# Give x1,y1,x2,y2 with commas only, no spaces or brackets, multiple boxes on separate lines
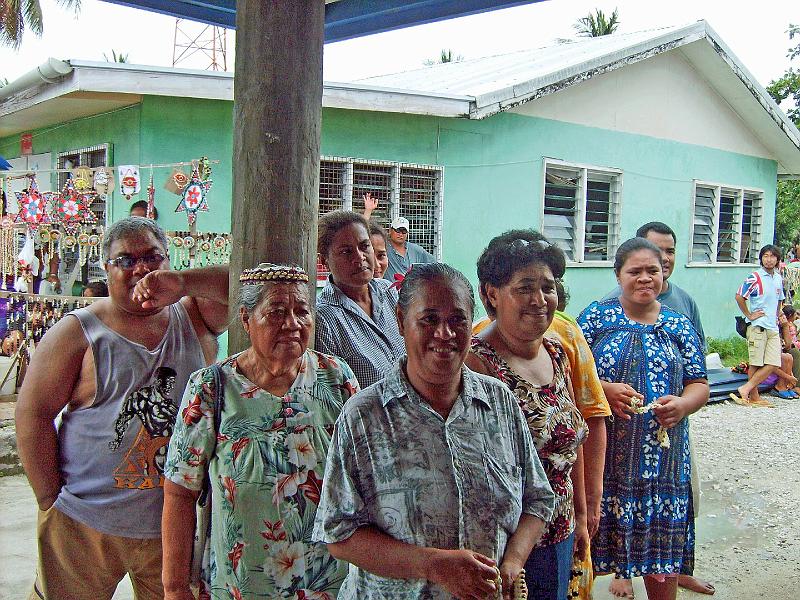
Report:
0,0,798,88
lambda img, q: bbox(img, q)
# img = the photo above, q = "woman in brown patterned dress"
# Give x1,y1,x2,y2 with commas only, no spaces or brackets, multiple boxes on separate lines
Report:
466,229,589,600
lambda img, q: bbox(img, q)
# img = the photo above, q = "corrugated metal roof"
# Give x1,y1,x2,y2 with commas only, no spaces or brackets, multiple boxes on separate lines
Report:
357,23,704,101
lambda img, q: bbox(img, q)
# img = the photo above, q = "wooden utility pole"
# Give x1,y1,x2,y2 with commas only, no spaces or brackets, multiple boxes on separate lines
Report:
228,0,325,352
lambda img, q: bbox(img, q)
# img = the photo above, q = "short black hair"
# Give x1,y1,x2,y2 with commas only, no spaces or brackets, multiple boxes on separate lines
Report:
636,221,676,244
83,281,109,297
759,244,782,265
476,229,565,317
317,210,370,258
397,263,475,321
614,237,663,275
129,200,159,220
783,305,796,319
368,222,388,243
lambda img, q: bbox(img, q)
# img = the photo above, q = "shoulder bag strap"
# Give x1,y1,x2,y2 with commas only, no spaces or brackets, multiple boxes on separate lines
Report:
198,363,225,507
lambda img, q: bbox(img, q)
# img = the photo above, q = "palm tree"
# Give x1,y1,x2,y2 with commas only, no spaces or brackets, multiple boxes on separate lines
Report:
574,8,620,37
104,49,129,63
1,0,81,49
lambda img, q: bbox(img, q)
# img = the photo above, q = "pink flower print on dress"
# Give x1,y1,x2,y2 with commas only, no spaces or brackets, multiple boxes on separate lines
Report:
222,476,237,509
228,540,246,572
272,470,308,505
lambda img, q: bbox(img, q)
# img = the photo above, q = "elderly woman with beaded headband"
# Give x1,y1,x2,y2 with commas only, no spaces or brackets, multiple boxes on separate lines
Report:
162,263,360,600
315,210,405,388
466,229,593,600
314,262,554,600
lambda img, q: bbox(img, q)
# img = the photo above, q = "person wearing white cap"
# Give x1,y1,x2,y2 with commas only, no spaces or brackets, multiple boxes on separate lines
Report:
385,216,435,281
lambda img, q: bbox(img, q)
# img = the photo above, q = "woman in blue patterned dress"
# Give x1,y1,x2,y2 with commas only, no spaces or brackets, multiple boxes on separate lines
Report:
577,238,709,600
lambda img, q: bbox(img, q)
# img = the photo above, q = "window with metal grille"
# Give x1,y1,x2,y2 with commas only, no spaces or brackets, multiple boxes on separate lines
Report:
317,156,443,283
542,160,621,263
56,144,112,228
690,182,763,265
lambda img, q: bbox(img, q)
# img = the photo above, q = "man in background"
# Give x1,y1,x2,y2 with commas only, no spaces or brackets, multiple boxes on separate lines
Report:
383,216,435,280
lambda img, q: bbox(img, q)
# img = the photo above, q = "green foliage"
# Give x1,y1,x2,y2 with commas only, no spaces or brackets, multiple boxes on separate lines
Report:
104,49,129,63
424,48,463,66
774,180,800,249
707,336,749,367
574,8,620,37
768,25,800,250
1,0,80,49
767,24,800,126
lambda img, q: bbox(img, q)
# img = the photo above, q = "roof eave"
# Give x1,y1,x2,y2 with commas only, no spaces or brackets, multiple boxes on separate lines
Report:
0,60,473,123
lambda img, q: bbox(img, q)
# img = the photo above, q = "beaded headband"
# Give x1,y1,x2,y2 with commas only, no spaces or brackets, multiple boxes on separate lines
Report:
239,264,309,285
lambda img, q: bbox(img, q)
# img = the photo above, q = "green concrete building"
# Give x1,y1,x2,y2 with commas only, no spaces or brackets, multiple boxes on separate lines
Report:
2,21,799,338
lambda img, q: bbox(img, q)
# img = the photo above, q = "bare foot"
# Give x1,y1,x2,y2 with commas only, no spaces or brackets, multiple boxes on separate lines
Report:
736,384,750,402
678,574,715,595
609,577,635,599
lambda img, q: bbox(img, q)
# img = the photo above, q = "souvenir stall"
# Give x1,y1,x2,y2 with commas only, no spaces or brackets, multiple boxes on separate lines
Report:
0,157,232,393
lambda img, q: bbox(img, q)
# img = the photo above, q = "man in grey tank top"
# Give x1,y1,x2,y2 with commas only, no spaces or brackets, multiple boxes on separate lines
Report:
16,217,230,600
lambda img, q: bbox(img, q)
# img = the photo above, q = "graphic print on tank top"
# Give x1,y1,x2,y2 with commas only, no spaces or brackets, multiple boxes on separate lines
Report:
110,366,179,490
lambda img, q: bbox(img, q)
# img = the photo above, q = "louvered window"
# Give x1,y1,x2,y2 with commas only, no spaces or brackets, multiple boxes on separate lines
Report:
690,181,763,265
317,156,443,283
542,160,621,263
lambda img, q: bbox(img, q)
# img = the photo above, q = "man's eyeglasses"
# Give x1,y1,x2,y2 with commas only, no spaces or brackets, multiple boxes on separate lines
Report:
106,253,166,270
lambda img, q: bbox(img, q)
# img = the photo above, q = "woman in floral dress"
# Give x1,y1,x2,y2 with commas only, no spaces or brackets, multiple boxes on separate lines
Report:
466,230,589,600
578,238,708,600
162,264,359,600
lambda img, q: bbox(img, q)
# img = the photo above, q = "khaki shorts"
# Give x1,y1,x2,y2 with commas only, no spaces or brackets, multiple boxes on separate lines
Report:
746,325,782,367
30,505,163,600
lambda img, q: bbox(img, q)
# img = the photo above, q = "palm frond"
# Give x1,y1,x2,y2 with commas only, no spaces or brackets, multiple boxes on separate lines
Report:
1,0,25,48
22,0,43,36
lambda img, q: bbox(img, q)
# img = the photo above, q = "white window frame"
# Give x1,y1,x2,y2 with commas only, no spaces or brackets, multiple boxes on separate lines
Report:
688,180,764,266
319,155,444,258
540,158,623,265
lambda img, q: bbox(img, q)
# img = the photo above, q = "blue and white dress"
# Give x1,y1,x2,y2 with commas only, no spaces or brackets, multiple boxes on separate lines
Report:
578,298,706,579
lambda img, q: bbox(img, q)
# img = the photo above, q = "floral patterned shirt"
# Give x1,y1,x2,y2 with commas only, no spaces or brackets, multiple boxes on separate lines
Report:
312,359,555,599
470,336,588,547
165,350,360,600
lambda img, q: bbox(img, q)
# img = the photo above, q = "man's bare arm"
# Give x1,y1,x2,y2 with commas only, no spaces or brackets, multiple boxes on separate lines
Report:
133,265,230,335
15,317,87,509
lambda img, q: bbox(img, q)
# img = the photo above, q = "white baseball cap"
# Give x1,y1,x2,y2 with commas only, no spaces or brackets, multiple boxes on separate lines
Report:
390,216,410,231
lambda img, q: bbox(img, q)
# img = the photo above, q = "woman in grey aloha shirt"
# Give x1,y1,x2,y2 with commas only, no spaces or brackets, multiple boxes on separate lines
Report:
313,263,555,600
162,264,360,600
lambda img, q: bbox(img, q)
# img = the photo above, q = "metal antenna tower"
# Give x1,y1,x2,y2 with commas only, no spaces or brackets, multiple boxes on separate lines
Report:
172,19,228,71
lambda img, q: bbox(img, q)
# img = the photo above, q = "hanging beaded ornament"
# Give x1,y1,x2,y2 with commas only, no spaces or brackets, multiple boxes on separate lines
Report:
14,175,51,232
87,234,102,264
146,173,157,219
1,216,16,288
174,164,212,226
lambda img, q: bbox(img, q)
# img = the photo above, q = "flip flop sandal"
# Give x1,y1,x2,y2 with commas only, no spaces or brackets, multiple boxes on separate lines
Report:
729,393,751,406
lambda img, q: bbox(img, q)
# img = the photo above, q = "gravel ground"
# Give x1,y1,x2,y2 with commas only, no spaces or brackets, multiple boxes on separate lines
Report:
686,397,800,599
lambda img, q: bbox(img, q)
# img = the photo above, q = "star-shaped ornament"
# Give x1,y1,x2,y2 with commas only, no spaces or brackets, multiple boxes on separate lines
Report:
55,178,97,233
175,166,212,225
14,176,51,231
